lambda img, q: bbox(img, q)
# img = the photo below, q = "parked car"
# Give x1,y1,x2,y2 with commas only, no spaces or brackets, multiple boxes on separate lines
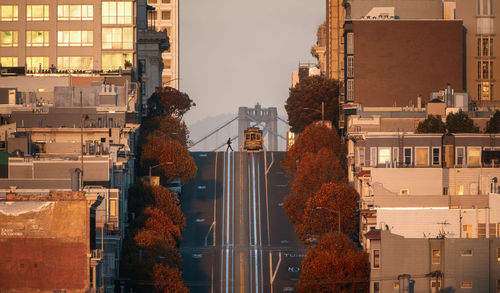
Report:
167,180,182,196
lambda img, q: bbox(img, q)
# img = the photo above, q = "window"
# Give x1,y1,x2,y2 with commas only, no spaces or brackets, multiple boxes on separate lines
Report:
0,5,18,21
470,183,478,195
457,184,464,195
0,31,18,47
477,0,493,16
432,147,440,166
432,249,440,264
478,36,494,57
461,281,472,288
370,147,377,167
461,249,473,256
57,57,93,71
415,147,429,166
346,79,354,101
26,57,50,71
373,250,380,268
110,199,117,217
443,187,448,195
26,5,49,21
102,1,133,24
468,147,481,167
373,282,380,293
57,5,93,21
404,148,412,165
463,224,472,238
431,281,441,293
478,223,486,238
359,147,365,167
102,53,132,70
378,147,391,165
163,59,171,69
478,61,493,80
58,31,93,47
149,0,157,2
347,56,354,77
0,57,17,67
497,279,500,293
26,31,49,47
392,147,399,164
102,27,133,49
162,0,171,3
346,32,354,54
456,147,465,166
400,189,409,195
162,10,171,20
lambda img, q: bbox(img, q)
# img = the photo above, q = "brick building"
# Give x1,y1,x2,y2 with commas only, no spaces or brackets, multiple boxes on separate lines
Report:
343,20,464,107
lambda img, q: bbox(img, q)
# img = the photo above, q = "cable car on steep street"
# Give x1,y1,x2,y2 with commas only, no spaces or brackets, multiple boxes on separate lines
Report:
244,127,263,151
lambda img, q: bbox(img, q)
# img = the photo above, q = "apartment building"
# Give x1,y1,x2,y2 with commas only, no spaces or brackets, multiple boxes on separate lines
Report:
0,191,99,292
0,1,136,72
349,128,500,243
367,230,500,293
0,79,139,292
147,0,178,88
325,0,443,101
454,0,500,107
342,19,463,107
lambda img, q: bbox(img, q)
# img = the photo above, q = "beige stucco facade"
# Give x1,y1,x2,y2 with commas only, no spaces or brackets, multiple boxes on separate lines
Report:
147,0,178,89
456,0,500,104
0,1,136,72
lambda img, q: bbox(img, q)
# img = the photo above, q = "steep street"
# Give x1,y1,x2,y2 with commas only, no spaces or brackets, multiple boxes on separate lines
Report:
180,151,307,293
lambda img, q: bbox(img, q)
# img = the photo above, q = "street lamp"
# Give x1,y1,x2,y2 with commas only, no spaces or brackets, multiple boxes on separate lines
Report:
162,77,182,87
315,206,341,233
303,101,325,124
149,161,174,177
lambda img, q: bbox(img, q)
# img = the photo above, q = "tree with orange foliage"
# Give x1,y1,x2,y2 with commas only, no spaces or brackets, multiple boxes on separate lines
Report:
121,183,186,280
147,86,195,119
297,232,369,293
153,264,189,293
141,135,197,183
285,75,340,133
284,148,345,226
296,183,359,242
151,184,185,229
281,123,345,176
142,114,190,147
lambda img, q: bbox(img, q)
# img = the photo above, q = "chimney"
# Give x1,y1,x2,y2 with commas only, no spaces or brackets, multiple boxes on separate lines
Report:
417,95,422,109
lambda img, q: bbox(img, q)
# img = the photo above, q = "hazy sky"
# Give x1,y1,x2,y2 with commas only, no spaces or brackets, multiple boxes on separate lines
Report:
180,0,325,127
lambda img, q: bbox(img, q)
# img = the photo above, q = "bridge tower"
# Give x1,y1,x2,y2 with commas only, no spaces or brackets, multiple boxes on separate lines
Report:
238,104,278,151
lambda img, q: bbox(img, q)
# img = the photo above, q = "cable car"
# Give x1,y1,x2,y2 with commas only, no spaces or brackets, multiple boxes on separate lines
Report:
244,127,263,151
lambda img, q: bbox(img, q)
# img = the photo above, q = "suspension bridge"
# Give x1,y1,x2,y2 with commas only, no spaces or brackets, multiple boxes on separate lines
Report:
189,104,289,152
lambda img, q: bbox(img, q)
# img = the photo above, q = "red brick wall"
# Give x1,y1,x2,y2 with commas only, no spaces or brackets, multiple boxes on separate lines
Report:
0,239,89,292
0,200,90,292
351,20,463,107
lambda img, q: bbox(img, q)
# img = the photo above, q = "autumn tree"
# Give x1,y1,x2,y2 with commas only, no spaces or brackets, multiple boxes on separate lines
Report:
285,75,340,133
445,110,479,133
120,183,186,282
147,86,196,119
141,135,197,183
152,264,189,293
281,123,345,176
296,183,359,242
416,115,446,133
284,148,345,226
297,232,369,293
485,110,500,133
142,114,190,147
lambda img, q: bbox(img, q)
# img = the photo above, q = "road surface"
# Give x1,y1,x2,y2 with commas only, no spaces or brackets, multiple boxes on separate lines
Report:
180,151,307,293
